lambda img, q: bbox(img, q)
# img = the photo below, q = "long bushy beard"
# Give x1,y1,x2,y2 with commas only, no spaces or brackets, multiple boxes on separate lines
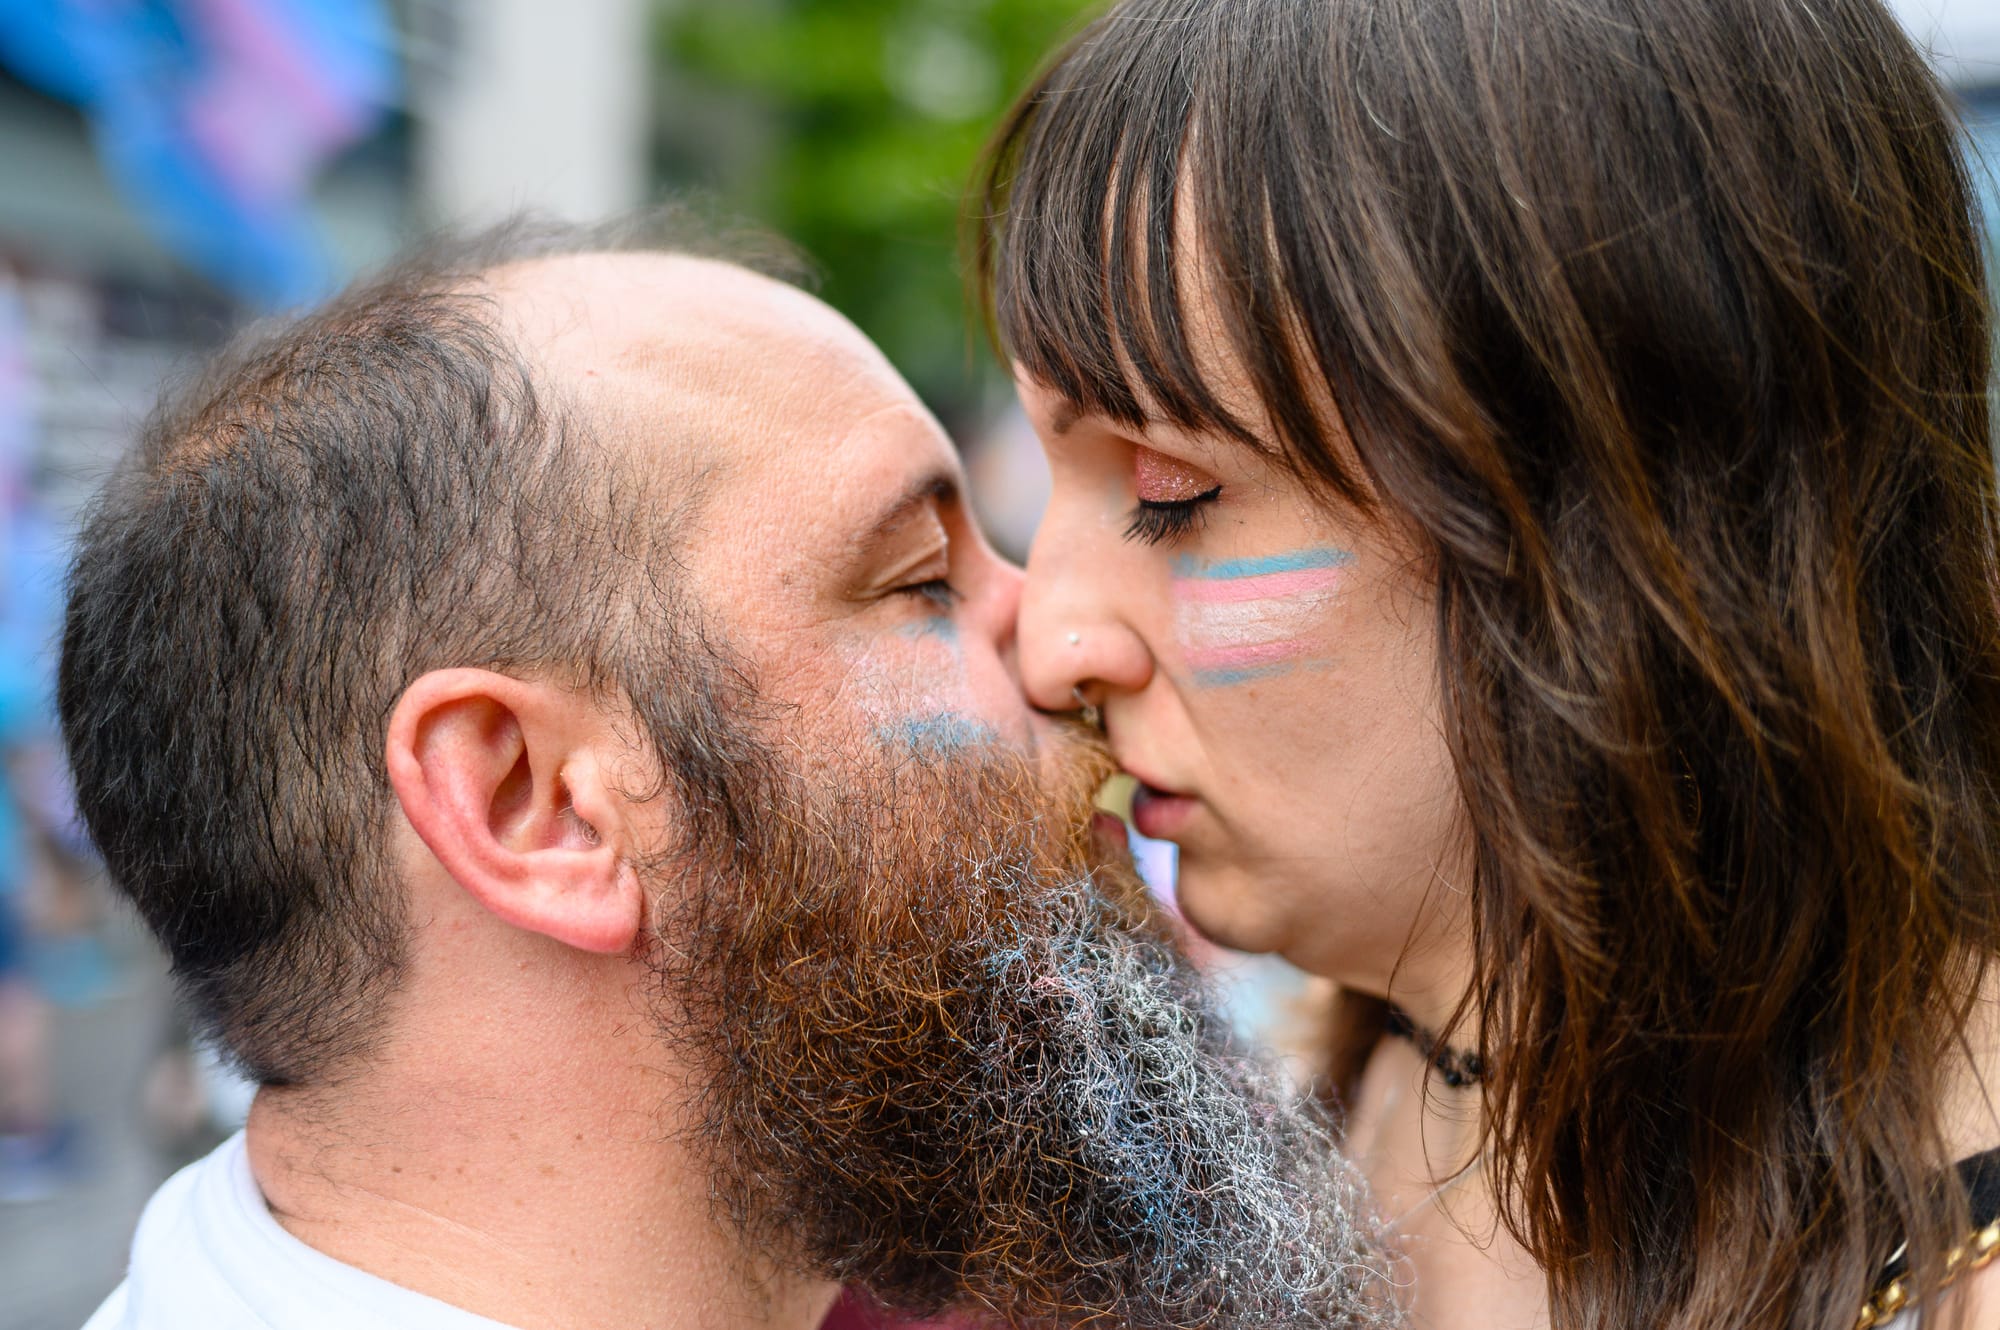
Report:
647,720,1400,1329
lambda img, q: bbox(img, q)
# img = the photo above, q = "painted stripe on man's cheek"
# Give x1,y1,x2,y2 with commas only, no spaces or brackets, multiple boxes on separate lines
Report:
875,713,1000,752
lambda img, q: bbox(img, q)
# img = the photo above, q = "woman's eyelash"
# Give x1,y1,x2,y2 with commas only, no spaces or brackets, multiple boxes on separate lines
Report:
1123,487,1221,546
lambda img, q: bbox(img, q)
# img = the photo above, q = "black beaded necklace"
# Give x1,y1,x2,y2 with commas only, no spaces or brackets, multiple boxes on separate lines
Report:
1382,1003,1486,1088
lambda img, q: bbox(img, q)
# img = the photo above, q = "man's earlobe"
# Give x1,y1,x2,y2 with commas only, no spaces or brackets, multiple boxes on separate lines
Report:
386,669,644,955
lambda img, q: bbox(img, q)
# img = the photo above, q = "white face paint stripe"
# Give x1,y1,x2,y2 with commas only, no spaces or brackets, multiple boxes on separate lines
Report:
1175,590,1339,648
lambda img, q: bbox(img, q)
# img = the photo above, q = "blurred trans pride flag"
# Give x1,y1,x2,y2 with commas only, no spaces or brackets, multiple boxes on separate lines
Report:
0,0,396,309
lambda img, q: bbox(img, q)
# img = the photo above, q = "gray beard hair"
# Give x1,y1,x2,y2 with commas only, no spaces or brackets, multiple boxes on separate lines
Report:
644,719,1404,1329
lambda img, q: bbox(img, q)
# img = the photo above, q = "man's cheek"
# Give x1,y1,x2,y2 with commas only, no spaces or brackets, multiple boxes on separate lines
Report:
958,648,1040,753
834,628,991,747
881,617,1040,750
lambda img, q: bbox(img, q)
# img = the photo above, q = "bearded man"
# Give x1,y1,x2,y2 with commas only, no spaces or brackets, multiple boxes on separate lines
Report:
61,219,1397,1330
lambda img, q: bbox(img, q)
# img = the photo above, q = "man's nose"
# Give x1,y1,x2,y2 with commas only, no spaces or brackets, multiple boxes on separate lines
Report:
1019,536,1153,717
980,556,1025,664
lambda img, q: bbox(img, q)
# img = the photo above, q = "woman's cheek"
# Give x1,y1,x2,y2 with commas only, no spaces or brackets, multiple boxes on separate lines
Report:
1167,545,1355,689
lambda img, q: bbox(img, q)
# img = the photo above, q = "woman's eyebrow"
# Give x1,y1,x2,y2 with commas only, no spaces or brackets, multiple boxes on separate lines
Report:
1047,395,1167,440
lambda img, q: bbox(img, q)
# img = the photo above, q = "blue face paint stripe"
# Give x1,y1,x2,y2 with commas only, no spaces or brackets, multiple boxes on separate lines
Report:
895,615,959,642
1171,546,1355,580
1189,661,1299,688
874,714,999,751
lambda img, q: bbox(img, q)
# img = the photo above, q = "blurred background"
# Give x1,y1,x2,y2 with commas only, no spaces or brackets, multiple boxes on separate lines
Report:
0,1,1994,1326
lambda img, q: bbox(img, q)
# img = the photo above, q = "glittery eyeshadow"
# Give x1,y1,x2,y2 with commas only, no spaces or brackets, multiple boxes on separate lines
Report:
1133,446,1216,502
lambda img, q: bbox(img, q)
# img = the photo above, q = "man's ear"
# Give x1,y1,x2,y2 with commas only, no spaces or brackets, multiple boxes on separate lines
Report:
386,668,643,955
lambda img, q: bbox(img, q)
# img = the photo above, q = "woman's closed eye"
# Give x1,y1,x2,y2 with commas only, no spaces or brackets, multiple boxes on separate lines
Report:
1125,445,1221,547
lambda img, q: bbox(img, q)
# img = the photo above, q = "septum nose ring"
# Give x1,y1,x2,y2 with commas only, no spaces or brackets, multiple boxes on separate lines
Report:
1072,686,1103,732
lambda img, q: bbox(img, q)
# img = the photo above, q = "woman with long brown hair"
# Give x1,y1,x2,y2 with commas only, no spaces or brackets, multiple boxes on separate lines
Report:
974,0,2000,1326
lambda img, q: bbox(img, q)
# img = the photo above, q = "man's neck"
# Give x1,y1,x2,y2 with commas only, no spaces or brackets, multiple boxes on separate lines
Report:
243,1055,837,1330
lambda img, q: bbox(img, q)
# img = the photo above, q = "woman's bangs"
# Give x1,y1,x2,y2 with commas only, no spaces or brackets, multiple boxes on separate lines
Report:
975,13,1261,448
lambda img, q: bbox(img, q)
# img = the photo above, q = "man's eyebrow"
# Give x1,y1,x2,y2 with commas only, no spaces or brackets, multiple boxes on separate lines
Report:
862,473,959,544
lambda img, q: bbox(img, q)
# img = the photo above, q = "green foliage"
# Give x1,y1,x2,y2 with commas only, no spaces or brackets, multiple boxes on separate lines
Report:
655,0,1098,421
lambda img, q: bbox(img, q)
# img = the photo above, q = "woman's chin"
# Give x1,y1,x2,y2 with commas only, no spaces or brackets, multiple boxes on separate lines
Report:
1171,860,1288,958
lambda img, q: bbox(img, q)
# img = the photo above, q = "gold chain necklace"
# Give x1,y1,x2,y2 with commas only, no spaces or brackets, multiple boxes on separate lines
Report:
1856,1219,2000,1328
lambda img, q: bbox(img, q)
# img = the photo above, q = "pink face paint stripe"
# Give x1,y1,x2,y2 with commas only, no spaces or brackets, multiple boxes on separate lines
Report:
1182,639,1311,671
1170,566,1345,604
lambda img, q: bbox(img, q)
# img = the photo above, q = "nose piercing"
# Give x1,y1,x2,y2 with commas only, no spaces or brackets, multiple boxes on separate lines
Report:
1072,686,1103,732
1066,631,1081,646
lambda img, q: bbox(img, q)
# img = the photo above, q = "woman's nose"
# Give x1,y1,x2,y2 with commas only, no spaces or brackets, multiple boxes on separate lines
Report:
1019,531,1153,716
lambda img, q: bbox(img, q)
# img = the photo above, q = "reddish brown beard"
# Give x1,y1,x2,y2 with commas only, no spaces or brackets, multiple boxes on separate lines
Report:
645,722,1398,1330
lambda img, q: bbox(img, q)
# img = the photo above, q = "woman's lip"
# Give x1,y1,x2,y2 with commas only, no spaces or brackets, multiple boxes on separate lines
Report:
1129,782,1198,841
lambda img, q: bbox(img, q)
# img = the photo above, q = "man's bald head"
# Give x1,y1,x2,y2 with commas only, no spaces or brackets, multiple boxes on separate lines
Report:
478,251,908,501
494,251,893,409
58,219,792,1085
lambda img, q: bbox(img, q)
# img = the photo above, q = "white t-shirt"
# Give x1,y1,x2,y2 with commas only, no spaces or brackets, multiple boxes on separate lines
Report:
83,1132,520,1330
